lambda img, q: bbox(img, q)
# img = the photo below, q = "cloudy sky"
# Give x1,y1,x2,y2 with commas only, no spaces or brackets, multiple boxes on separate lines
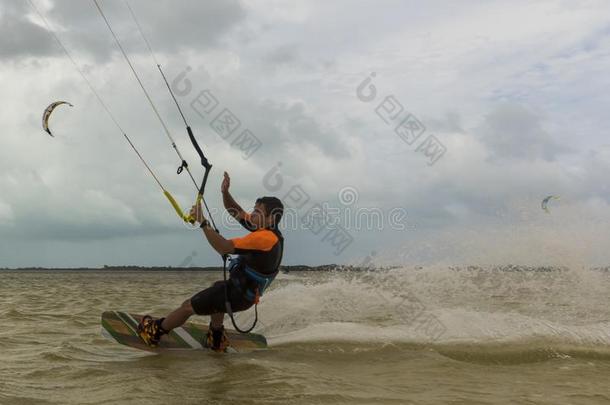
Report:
2,0,610,268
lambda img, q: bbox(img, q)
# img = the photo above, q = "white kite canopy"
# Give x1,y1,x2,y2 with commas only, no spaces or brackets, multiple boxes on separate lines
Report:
42,101,73,137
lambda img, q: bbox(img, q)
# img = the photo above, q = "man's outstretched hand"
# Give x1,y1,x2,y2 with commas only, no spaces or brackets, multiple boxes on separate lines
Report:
189,201,205,225
221,171,231,194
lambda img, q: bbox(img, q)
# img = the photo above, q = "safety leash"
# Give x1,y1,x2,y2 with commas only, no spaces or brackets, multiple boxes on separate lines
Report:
223,255,259,333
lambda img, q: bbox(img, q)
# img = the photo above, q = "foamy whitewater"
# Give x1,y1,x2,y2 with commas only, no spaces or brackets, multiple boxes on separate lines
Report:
1,267,609,404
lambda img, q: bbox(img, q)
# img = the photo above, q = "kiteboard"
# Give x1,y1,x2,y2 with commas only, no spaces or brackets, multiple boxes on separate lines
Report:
101,311,267,353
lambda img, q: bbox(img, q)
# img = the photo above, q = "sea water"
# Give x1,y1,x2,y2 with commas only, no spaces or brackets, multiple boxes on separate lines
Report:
1,268,609,404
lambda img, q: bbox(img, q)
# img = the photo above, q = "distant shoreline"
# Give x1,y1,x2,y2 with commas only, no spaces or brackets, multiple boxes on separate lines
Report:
2,265,593,272
0,264,363,272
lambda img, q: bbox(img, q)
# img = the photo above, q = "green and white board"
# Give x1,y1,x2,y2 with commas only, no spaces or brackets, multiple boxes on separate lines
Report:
101,311,267,353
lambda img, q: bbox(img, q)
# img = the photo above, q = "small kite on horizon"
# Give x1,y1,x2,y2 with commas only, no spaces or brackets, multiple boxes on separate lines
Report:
42,101,73,137
541,195,560,213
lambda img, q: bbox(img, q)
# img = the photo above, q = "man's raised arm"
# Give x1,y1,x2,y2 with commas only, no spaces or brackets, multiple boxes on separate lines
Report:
222,171,247,220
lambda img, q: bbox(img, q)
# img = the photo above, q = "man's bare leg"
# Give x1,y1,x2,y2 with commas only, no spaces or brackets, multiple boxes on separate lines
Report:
160,301,225,332
210,312,224,329
161,299,194,331
156,300,227,350
208,312,227,350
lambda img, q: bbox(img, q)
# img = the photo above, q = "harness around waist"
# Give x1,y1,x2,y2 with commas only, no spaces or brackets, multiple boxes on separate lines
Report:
229,258,278,301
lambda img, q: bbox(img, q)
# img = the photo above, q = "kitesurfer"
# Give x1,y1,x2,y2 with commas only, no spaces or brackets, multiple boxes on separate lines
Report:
137,172,284,351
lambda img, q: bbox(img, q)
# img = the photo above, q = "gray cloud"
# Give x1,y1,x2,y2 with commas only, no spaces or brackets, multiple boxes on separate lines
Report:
0,1,57,59
263,44,300,66
476,103,571,162
113,0,246,53
256,99,351,160
6,0,246,62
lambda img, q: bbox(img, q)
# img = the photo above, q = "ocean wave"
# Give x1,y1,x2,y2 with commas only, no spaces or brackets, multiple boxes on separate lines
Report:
260,267,610,364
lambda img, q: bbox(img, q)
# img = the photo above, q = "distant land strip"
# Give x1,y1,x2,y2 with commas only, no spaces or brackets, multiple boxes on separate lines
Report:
0,264,379,272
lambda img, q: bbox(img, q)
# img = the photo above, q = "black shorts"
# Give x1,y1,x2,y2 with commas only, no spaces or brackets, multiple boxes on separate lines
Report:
190,280,254,316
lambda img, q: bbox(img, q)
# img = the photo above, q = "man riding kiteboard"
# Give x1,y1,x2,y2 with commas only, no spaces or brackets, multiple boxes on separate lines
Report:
137,171,284,352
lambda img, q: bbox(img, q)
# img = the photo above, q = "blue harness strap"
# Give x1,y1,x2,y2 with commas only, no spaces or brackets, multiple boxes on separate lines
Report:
243,267,278,299
229,257,278,302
